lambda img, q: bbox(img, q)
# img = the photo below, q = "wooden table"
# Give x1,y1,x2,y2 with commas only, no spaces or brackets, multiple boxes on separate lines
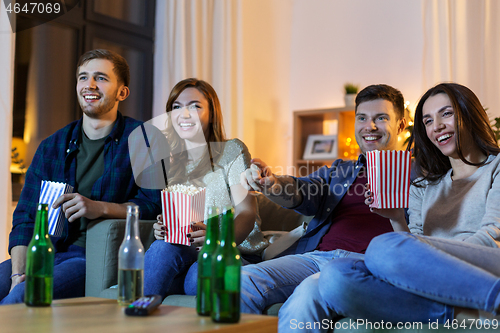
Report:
0,297,277,333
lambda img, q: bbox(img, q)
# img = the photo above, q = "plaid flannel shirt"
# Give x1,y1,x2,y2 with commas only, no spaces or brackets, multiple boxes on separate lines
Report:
9,112,161,253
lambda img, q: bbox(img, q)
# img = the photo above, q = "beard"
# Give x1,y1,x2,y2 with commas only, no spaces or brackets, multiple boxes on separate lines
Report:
79,89,119,118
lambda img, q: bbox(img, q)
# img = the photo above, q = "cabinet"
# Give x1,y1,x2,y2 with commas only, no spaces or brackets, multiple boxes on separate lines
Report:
293,106,359,177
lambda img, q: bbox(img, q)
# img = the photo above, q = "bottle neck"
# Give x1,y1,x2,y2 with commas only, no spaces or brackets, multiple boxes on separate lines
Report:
124,206,140,241
204,211,219,246
219,207,235,247
34,204,49,238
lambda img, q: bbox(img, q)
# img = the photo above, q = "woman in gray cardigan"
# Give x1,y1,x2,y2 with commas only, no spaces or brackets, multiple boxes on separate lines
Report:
284,83,500,330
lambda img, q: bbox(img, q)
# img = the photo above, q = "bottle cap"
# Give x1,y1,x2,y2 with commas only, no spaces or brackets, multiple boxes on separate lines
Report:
37,203,49,211
127,204,140,214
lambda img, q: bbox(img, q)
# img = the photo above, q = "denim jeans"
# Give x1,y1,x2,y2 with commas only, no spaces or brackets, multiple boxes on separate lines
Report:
144,240,255,298
240,249,363,315
317,232,500,324
0,245,86,305
143,240,199,298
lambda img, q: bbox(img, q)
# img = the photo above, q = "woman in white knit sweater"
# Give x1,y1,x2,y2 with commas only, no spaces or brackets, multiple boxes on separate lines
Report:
299,83,500,329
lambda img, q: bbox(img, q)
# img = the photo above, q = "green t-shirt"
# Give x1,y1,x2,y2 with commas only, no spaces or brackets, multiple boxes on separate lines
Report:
67,129,105,248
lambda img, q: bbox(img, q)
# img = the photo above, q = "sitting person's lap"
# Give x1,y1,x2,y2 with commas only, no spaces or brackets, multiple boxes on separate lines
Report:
0,245,86,305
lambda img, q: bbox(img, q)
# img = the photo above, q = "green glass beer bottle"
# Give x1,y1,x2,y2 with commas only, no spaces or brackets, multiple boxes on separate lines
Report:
196,206,220,316
117,205,144,305
24,203,55,306
211,206,241,323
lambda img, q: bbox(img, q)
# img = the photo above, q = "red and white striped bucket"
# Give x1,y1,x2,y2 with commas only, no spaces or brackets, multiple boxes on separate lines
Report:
161,188,206,245
366,150,411,209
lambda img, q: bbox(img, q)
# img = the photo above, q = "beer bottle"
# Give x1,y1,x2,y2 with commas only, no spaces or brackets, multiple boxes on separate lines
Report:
118,205,144,305
196,206,220,316
211,206,241,323
25,203,55,306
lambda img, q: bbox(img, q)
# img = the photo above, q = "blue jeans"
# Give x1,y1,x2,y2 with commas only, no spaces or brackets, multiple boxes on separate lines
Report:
240,249,363,315
143,240,199,298
144,240,255,298
318,232,500,323
0,245,86,305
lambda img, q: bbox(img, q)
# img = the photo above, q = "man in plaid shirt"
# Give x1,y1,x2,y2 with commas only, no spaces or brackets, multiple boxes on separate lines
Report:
0,49,161,304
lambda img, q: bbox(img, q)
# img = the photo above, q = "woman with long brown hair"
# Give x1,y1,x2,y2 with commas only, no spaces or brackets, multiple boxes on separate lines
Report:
280,83,500,330
144,78,268,298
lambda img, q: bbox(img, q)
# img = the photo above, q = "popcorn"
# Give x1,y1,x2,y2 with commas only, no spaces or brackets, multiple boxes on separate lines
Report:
161,185,206,245
164,184,204,195
366,150,412,209
39,180,74,236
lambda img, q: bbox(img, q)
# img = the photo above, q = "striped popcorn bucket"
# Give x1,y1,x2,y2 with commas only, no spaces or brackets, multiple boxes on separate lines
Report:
161,188,206,246
39,180,74,236
366,150,412,209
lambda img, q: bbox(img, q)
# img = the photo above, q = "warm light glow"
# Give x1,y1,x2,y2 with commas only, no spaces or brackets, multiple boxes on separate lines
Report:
346,137,351,142
11,137,27,174
408,121,413,126
323,120,338,135
344,152,349,157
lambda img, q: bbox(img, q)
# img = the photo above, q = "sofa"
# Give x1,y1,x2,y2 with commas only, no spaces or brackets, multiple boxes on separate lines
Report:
85,192,312,316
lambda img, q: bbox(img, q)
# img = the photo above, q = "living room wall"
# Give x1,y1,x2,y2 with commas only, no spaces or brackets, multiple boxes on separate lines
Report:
241,0,424,172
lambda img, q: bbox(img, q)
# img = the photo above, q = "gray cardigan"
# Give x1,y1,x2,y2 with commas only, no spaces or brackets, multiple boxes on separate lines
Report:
409,154,500,248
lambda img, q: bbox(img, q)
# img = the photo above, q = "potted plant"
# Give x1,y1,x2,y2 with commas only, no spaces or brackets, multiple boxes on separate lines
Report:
343,83,359,107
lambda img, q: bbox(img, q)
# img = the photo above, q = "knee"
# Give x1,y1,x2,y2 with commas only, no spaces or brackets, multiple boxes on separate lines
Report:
145,241,186,260
288,273,321,305
240,266,258,291
318,259,360,312
365,232,415,276
0,282,25,305
240,266,269,313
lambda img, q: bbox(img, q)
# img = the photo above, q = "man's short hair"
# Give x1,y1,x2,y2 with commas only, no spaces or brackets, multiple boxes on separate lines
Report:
355,84,405,119
76,49,130,87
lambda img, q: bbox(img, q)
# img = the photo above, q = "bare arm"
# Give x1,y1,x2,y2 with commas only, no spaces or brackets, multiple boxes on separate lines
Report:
231,183,257,245
186,183,257,248
241,158,303,208
9,245,27,292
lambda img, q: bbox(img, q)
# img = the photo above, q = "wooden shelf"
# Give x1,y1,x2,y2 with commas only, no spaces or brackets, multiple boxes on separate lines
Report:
293,106,359,176
296,159,336,164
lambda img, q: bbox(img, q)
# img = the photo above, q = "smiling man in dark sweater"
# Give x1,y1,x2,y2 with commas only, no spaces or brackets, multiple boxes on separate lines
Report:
0,49,161,304
240,84,407,322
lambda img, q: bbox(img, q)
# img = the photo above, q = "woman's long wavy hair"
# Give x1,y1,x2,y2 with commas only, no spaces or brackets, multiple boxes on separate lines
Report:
165,78,227,185
408,83,500,185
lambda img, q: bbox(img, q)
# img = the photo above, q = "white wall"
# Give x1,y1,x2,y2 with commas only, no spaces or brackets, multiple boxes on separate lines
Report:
243,0,425,170
241,0,293,173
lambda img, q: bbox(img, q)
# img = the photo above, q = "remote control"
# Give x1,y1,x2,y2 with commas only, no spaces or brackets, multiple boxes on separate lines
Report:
124,295,162,316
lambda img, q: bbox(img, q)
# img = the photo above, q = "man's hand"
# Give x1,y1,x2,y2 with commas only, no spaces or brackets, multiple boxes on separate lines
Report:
53,193,104,222
241,158,278,193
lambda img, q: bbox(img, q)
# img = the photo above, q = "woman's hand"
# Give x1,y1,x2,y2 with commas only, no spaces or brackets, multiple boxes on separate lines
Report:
188,222,206,249
153,214,166,240
364,183,409,232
